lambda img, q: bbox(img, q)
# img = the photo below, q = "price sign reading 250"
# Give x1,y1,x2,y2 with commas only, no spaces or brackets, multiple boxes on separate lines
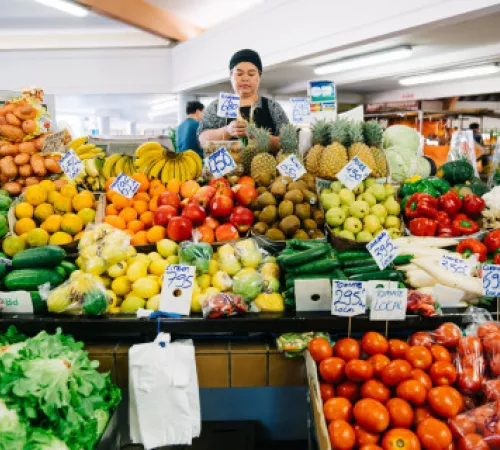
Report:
483,264,500,296
331,280,367,317
206,146,236,178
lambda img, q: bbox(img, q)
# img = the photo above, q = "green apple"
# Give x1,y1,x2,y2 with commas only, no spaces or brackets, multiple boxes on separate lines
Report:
367,184,386,202
340,205,350,215
352,181,365,195
363,214,382,234
387,228,403,239
320,188,332,196
330,181,343,193
383,196,401,216
349,200,370,219
365,178,378,189
321,192,341,210
344,217,362,234
337,230,356,240
356,231,373,242
355,194,364,202
371,204,388,221
339,188,355,206
326,207,346,227
384,183,397,198
333,226,342,233
385,215,401,229
361,192,377,207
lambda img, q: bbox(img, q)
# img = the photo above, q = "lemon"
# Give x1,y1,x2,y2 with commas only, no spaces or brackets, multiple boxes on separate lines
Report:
132,277,159,299
48,191,62,205
146,294,161,311
106,290,118,308
60,184,78,199
101,245,127,266
2,235,26,257
125,246,137,258
156,239,178,258
134,254,151,265
72,192,94,211
61,213,83,235
41,215,62,233
120,296,145,313
15,202,34,219
208,259,219,276
49,231,73,246
107,261,127,278
15,218,36,235
83,256,106,276
25,185,47,206
191,292,203,313
148,252,162,261
149,259,168,276
78,208,96,226
166,255,179,265
111,276,131,296
39,180,56,192
126,261,148,282
197,274,211,290
34,203,54,222
100,276,112,288
26,228,49,247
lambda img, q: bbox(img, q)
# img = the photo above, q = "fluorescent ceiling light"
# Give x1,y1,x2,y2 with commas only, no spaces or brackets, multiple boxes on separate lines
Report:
150,99,178,112
34,0,89,17
314,46,413,75
399,64,500,86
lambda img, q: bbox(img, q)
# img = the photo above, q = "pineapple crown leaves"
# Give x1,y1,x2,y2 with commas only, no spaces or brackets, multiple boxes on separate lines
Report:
348,121,365,145
279,124,298,154
254,127,270,153
363,121,384,148
246,123,258,141
331,118,351,147
312,119,334,146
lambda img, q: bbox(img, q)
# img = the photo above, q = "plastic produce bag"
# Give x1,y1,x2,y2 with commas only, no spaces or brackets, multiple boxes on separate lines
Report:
488,142,500,188
448,130,479,178
179,241,213,275
202,292,249,318
276,332,330,358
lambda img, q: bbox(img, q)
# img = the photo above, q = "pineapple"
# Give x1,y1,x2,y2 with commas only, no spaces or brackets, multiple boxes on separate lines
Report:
277,124,298,163
250,128,277,187
241,123,259,175
348,122,377,173
305,120,333,176
363,121,387,178
318,119,349,180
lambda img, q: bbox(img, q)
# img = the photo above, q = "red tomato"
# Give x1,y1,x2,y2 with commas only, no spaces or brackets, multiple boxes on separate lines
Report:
360,379,390,404
409,332,433,348
353,399,390,433
483,335,500,355
324,397,353,422
457,434,490,450
460,354,485,371
428,386,463,418
328,419,355,450
414,406,436,427
381,359,413,386
483,380,500,401
429,361,458,386
320,383,335,402
309,337,333,362
319,357,345,384
448,415,476,439
396,379,427,406
381,429,421,450
411,369,433,391
158,191,180,209
406,345,433,370
388,339,410,359
489,354,500,377
345,359,374,382
457,367,482,394
473,404,496,435
386,398,414,428
361,332,389,356
434,323,461,348
367,354,390,378
478,322,500,340
209,195,234,218
457,337,483,356
360,446,383,450
334,338,361,361
430,345,452,362
167,216,193,241
417,418,452,450
336,382,360,403
354,424,380,447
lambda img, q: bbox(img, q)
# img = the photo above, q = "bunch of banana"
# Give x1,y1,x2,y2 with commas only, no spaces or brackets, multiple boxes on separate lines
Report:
70,158,106,191
67,136,106,160
102,154,135,178
134,141,203,183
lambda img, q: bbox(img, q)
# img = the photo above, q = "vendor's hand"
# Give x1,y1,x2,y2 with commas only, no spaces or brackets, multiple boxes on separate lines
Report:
225,120,247,138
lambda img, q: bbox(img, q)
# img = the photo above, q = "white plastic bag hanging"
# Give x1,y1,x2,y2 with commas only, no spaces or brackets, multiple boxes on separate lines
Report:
449,130,479,178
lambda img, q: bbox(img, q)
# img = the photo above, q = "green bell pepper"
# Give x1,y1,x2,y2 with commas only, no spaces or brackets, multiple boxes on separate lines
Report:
399,182,420,198
415,180,438,197
428,178,450,194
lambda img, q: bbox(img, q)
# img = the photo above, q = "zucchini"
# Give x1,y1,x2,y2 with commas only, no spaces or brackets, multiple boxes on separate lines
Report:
280,246,330,268
393,255,413,266
349,270,403,282
5,269,64,291
344,264,380,276
337,250,370,261
29,291,47,313
341,256,375,268
289,258,341,276
54,265,67,279
60,261,78,276
12,246,66,269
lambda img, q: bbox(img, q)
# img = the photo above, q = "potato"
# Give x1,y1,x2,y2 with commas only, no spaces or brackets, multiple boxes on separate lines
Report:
14,153,30,165
30,153,46,177
0,104,15,115
0,156,18,179
19,141,37,154
0,115,6,125
0,125,25,142
13,104,36,121
25,177,40,186
22,120,36,135
19,164,32,178
6,113,21,127
0,144,19,156
44,157,61,174
2,181,22,195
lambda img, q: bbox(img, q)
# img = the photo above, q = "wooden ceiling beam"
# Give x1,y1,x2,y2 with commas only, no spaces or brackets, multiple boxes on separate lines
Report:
74,0,203,41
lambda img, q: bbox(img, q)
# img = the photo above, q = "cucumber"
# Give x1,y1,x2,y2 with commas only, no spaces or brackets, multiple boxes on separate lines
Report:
331,269,348,280
344,264,380,276
0,263,6,280
60,261,78,276
289,258,341,276
341,256,375,268
337,250,370,261
286,273,337,289
12,246,66,269
348,270,402,282
276,248,298,261
54,265,67,279
280,246,330,268
393,255,413,266
287,239,329,251
5,269,64,291
29,291,47,313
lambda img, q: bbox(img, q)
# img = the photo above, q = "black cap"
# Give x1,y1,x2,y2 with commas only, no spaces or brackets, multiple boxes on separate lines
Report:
229,49,262,74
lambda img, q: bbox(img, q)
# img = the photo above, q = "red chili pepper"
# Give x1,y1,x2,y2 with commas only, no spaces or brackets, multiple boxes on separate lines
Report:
405,193,438,219
456,239,487,262
437,225,460,237
484,230,500,253
451,217,479,235
439,191,462,217
436,211,451,226
494,253,500,265
461,194,486,216
409,218,438,236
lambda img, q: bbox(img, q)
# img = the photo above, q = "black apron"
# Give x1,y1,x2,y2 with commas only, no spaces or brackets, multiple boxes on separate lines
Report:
238,97,277,136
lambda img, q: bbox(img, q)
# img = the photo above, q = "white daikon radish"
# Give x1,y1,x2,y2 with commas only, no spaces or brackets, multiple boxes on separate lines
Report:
407,270,438,288
396,264,418,272
398,247,449,259
394,237,459,248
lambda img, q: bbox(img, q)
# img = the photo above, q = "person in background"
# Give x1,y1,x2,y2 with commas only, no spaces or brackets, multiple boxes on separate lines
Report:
177,101,204,158
470,122,484,145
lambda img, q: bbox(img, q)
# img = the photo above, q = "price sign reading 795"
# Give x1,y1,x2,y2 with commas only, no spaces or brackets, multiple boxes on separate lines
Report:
206,146,236,178
483,264,500,297
159,265,196,316
366,230,399,270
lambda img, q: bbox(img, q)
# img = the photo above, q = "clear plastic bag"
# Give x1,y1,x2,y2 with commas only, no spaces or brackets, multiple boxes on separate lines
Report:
488,142,500,189
448,130,479,178
179,241,213,275
201,292,249,318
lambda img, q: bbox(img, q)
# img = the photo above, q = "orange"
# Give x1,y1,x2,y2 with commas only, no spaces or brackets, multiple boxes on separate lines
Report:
167,178,182,195
112,193,131,211
106,204,119,215
146,225,166,243
104,177,116,191
104,215,126,230
133,192,150,202
149,196,159,212
133,200,148,215
149,180,166,198
128,219,145,233
131,230,148,246
132,173,149,193
140,211,154,228
106,190,116,202
119,207,138,223
124,229,135,237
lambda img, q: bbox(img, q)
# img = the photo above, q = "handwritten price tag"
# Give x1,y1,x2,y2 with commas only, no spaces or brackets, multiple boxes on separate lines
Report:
206,146,236,178
110,173,141,199
159,265,196,316
370,289,407,321
482,264,500,297
42,130,67,154
217,92,240,119
367,230,399,270
331,280,367,317
277,155,306,181
0,291,33,313
291,97,310,124
441,255,470,276
59,150,83,180
336,157,372,191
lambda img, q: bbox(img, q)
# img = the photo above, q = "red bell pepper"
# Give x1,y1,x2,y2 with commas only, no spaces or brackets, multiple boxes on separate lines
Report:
436,211,451,226
462,194,486,216
451,217,479,235
409,218,438,236
494,253,500,265
437,225,460,237
438,191,462,217
456,239,487,262
405,193,438,219
484,230,500,253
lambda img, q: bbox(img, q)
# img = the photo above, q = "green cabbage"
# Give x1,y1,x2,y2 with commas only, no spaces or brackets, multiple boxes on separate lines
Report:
383,125,421,153
417,157,431,178
385,149,411,182
26,429,69,450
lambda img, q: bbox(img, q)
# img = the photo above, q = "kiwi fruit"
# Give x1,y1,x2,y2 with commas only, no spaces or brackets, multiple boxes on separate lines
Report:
293,229,310,240
311,230,325,239
258,192,276,207
312,209,325,227
252,222,268,235
279,215,301,238
270,180,287,197
276,175,293,186
256,173,273,187
266,228,286,241
303,189,318,205
288,180,307,192
295,203,311,220
257,187,268,195
259,205,277,224
253,211,260,221
249,198,260,210
227,175,239,185
284,189,304,204
270,221,280,229
278,200,294,218
302,219,318,232
301,173,316,191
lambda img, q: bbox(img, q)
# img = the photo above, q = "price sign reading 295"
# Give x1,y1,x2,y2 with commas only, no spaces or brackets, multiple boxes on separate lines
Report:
367,230,399,270
331,280,367,317
483,264,500,296
206,146,236,178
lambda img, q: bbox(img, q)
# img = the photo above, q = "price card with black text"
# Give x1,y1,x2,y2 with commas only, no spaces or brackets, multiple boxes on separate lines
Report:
206,146,236,178
367,230,399,270
370,288,407,321
0,291,33,313
59,150,83,180
331,280,367,317
42,129,67,154
336,156,371,191
110,173,141,199
217,92,240,119
159,265,196,316
277,155,306,181
441,255,470,276
482,264,500,297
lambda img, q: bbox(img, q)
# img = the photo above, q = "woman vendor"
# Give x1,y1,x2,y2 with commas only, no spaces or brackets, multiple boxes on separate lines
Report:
198,49,289,153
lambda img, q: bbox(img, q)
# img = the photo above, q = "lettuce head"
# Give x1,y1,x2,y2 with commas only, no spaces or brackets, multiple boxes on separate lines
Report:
383,125,421,153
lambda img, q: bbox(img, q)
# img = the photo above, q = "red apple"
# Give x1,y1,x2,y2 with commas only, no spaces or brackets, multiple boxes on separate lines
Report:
209,177,230,189
230,206,254,232
158,191,180,210
189,193,211,209
154,205,177,226
209,195,234,218
203,217,220,230
237,176,255,187
197,185,217,199
181,202,206,226
216,186,234,199
233,184,258,206
167,216,193,242
215,223,239,242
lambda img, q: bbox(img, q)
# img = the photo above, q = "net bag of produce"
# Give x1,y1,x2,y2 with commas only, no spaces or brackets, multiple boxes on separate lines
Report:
179,241,213,276
488,142,500,189
201,292,249,318
448,130,480,178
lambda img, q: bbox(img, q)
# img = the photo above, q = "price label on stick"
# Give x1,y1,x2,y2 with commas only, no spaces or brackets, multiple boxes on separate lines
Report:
331,280,367,317
217,92,240,119
366,230,399,270
206,146,236,178
110,173,141,199
277,155,306,181
59,150,83,180
370,289,407,321
159,265,195,316
482,264,500,297
336,157,371,191
441,255,470,276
